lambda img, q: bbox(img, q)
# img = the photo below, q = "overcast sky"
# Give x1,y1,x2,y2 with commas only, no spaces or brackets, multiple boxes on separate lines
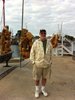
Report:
0,0,75,36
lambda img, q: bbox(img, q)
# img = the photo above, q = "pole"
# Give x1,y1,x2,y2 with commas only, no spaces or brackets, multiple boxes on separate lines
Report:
20,0,24,67
2,0,5,27
21,0,24,29
0,16,2,30
61,23,63,56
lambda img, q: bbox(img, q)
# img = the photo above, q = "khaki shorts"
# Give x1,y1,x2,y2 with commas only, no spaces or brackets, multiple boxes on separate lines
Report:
33,64,51,80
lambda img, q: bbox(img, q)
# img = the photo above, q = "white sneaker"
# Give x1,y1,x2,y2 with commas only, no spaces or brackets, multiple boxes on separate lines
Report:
41,86,48,97
41,90,48,97
35,90,40,98
35,86,40,98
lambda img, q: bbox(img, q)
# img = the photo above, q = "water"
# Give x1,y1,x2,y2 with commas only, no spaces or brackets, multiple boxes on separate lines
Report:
11,45,20,58
11,43,75,58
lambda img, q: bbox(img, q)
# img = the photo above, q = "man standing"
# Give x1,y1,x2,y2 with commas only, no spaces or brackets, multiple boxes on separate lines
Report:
30,29,58,98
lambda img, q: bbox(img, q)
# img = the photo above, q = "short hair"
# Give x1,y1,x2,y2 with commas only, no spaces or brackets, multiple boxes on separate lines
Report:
40,29,46,34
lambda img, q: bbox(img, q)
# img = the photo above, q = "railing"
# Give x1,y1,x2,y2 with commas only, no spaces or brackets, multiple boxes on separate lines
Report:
53,37,73,56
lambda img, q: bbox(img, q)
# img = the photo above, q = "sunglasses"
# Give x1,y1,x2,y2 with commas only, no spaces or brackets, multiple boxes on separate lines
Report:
40,32,46,35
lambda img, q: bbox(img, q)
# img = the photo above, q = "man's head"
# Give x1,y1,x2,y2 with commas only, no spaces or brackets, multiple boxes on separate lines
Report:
39,29,46,41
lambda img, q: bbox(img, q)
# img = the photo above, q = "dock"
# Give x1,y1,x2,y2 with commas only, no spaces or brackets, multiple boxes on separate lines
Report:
0,56,75,100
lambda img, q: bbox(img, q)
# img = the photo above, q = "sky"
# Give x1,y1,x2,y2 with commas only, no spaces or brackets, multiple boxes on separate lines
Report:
0,0,75,36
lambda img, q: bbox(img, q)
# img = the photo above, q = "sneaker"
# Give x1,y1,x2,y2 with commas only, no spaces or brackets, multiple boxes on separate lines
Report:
41,89,48,97
41,87,48,97
35,90,40,98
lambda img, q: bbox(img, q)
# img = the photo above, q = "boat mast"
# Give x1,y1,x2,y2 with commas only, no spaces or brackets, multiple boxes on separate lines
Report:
2,0,5,27
20,0,25,68
21,0,24,29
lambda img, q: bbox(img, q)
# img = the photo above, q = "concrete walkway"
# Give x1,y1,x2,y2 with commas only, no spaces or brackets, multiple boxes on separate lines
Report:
0,56,75,100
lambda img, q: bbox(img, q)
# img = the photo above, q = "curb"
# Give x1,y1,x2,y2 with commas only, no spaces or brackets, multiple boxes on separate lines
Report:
0,66,17,80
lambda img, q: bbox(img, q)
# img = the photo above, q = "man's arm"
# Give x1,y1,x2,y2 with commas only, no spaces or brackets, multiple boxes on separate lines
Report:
30,41,36,64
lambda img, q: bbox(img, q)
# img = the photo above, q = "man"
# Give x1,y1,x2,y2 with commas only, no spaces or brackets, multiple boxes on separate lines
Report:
30,29,59,98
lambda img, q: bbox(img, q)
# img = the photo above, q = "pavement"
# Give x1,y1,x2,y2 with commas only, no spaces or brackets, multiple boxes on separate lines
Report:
0,56,75,100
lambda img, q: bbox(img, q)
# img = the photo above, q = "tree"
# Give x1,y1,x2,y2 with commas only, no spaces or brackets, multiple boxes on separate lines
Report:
65,35,75,41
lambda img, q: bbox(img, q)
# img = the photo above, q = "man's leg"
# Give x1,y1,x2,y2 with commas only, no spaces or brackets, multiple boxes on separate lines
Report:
35,80,39,85
42,78,46,86
33,67,42,98
41,78,48,96
41,68,49,96
35,80,40,98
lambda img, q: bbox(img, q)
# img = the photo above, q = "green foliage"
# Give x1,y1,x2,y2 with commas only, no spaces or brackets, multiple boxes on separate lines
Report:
64,35,75,41
34,36,40,39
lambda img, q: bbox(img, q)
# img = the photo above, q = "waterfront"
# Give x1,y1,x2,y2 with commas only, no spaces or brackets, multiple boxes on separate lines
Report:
11,44,75,58
11,45,20,58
